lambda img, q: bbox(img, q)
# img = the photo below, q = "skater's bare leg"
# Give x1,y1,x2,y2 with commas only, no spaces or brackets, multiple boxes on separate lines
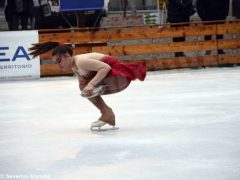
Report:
101,76,131,95
79,83,115,126
78,77,128,127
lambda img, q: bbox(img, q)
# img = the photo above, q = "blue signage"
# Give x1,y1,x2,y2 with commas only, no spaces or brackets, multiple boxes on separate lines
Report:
60,0,104,12
0,46,30,62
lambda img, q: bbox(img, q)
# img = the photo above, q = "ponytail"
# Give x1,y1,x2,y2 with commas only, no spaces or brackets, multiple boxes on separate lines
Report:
29,41,58,58
29,41,73,58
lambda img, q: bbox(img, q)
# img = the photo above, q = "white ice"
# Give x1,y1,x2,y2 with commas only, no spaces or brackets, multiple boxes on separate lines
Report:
0,67,240,180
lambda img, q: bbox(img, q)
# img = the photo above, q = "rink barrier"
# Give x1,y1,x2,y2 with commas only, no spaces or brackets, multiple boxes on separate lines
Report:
38,20,240,76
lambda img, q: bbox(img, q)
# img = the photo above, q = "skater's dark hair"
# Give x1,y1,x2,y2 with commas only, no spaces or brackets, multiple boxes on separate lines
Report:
29,41,73,58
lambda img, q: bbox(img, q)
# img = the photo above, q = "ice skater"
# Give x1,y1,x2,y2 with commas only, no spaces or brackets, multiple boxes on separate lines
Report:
29,41,146,130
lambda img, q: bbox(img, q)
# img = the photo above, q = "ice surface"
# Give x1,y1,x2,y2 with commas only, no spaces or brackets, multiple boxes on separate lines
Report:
0,67,240,180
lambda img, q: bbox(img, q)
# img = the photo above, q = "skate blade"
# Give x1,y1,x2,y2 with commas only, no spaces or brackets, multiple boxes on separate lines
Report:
81,85,107,98
90,126,119,132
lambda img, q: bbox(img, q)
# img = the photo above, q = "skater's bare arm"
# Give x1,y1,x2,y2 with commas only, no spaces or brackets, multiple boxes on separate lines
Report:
76,59,111,94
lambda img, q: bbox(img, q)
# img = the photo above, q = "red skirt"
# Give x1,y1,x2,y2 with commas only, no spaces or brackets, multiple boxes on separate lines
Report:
101,56,147,81
83,56,147,95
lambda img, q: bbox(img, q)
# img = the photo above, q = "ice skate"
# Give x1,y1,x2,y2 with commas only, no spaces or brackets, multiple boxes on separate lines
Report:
88,96,118,131
90,108,118,131
81,85,107,98
99,107,115,125
91,120,106,128
90,120,119,131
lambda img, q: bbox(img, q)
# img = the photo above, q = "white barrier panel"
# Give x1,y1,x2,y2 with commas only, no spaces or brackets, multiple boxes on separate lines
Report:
0,31,40,81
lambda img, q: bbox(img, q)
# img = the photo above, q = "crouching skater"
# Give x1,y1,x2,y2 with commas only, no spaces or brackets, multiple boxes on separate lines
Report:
29,42,146,130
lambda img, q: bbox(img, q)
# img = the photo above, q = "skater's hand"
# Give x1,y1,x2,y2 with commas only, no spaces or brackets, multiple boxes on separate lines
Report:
82,83,94,96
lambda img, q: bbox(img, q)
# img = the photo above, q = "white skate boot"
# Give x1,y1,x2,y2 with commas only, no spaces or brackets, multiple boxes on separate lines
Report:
81,85,107,98
90,120,119,131
91,120,106,129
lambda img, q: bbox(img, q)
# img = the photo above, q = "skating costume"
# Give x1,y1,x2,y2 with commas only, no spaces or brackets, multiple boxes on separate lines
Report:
99,56,146,95
75,56,146,95
101,56,146,81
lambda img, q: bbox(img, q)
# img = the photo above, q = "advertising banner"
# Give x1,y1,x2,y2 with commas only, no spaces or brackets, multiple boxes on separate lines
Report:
60,0,104,12
143,13,160,25
0,31,40,81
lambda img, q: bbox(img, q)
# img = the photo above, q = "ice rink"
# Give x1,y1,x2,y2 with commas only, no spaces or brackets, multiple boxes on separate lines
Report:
1,67,240,180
